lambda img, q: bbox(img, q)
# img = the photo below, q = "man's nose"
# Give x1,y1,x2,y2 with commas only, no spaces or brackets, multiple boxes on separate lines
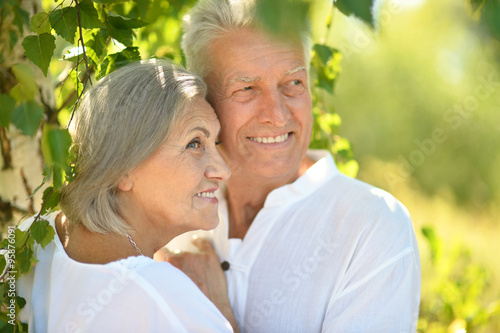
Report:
257,90,291,127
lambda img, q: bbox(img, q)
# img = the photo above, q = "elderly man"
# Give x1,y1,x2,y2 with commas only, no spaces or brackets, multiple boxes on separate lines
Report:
163,0,421,331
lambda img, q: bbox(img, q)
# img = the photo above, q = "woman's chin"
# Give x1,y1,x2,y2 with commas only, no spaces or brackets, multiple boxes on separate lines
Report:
198,217,220,231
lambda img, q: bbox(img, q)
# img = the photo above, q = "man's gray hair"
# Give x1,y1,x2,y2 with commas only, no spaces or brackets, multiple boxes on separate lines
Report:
181,0,312,78
60,59,207,235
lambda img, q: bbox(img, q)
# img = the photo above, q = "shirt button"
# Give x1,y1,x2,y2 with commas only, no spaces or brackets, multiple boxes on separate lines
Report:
221,261,230,271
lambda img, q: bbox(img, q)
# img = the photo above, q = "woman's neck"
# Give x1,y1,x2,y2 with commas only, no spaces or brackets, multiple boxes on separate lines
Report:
55,213,144,264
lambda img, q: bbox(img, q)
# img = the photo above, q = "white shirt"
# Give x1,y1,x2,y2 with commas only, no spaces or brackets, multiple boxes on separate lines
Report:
17,213,233,333
168,150,421,332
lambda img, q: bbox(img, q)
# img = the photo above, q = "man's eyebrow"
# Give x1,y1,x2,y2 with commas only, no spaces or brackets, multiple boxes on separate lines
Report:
285,66,307,76
226,75,260,89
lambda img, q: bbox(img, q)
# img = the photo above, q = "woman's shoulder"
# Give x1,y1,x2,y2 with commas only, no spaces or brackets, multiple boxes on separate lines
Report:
107,257,233,332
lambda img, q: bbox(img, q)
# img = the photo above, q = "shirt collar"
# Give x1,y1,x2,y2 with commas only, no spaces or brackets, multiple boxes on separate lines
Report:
263,150,340,208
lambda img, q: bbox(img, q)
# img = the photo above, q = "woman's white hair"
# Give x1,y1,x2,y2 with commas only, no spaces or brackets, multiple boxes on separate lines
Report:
60,59,207,235
181,0,312,79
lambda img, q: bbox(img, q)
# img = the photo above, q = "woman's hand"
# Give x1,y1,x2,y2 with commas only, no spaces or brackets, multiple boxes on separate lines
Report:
155,238,239,333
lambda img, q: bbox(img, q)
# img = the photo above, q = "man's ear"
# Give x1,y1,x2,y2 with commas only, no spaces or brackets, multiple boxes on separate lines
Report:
117,174,133,192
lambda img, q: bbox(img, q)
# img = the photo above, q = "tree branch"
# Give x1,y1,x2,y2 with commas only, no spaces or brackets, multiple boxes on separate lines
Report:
20,168,35,215
0,127,12,170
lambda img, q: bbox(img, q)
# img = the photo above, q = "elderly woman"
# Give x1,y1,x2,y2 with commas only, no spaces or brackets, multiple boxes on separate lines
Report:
17,60,237,332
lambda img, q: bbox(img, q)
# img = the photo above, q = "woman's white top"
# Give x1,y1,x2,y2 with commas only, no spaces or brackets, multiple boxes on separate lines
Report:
17,213,233,333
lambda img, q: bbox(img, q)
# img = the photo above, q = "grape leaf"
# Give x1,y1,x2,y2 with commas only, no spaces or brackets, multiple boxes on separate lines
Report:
30,219,55,249
0,94,16,127
30,12,51,34
11,101,43,137
336,0,374,27
49,7,78,43
22,33,56,76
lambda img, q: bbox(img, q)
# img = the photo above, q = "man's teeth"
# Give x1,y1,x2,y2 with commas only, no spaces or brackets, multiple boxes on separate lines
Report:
195,192,215,198
249,133,289,144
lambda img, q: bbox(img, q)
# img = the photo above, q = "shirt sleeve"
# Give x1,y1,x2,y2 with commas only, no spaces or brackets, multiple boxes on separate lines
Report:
322,249,420,332
322,196,421,333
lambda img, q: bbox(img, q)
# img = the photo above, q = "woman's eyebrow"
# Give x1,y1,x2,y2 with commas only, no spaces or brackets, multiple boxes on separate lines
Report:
188,126,210,138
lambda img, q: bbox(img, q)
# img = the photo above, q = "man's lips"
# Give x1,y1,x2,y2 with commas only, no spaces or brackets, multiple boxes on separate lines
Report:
247,132,291,144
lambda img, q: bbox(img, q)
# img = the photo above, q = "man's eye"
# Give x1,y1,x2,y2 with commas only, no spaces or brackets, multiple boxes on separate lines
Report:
187,139,201,149
242,86,252,91
290,80,301,86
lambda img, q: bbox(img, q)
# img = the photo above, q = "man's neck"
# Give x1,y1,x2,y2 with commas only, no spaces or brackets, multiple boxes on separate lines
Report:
225,155,315,239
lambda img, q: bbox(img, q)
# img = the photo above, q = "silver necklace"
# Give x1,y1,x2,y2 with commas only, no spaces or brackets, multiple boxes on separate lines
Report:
125,233,143,255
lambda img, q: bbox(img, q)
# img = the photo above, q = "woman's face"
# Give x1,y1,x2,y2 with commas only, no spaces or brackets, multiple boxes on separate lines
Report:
118,97,230,241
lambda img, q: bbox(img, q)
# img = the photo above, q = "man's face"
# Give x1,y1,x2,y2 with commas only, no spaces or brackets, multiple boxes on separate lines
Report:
205,29,313,182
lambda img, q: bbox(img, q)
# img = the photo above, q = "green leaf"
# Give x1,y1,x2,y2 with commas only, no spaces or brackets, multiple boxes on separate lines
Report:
92,0,126,4
12,5,30,33
49,7,78,43
30,12,52,34
79,0,103,29
256,0,310,39
336,0,374,27
0,256,6,277
40,187,61,215
481,0,500,40
14,228,30,249
30,219,55,249
107,12,147,46
11,101,43,136
107,12,147,29
10,63,38,101
311,44,341,94
98,47,141,78
0,94,16,127
86,29,109,60
9,28,18,50
31,165,53,198
471,0,485,12
422,226,441,263
41,125,72,190
16,245,35,274
22,33,56,77
16,296,26,310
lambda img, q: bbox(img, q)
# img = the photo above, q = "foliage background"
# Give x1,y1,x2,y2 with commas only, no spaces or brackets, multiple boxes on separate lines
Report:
0,0,499,332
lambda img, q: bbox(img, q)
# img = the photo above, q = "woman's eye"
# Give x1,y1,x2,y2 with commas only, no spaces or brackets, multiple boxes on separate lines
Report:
215,139,222,146
187,139,201,149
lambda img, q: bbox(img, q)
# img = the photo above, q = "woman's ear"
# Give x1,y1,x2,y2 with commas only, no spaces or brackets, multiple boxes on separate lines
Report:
117,174,133,192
